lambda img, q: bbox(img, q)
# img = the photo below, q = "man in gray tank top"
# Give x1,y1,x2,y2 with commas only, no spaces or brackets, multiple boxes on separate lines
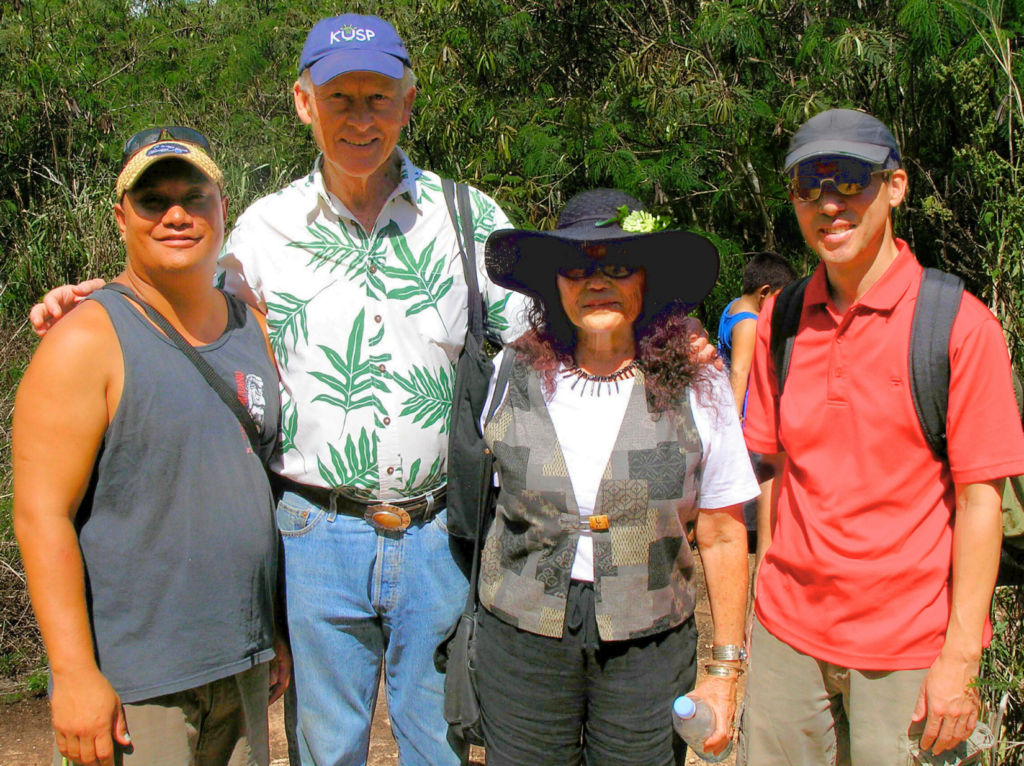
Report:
12,130,289,766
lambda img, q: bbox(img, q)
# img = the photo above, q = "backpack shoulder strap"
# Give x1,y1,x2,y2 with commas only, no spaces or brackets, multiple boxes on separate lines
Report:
909,267,964,459
442,179,484,341
769,275,812,397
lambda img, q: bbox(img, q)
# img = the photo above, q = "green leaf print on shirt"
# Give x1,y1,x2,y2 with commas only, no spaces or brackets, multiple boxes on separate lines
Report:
280,397,300,456
265,283,334,369
380,226,454,330
368,323,385,347
400,454,445,497
391,364,454,432
288,220,386,278
316,428,380,497
416,174,442,205
470,188,497,244
309,309,391,427
484,292,512,335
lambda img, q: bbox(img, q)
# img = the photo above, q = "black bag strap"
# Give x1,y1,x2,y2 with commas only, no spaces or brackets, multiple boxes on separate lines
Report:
463,349,518,615
442,179,484,342
101,283,264,459
909,268,964,459
768,268,964,459
769,275,812,396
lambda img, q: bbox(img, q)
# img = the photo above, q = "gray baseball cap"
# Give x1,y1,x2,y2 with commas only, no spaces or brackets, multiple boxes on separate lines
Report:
784,109,901,172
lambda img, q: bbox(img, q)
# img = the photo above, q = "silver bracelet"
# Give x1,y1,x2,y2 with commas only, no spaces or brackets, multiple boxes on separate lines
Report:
711,644,747,662
705,664,742,678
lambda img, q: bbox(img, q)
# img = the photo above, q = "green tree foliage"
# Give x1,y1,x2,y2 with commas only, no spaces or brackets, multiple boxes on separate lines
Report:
3,0,1024,349
5,0,1024,742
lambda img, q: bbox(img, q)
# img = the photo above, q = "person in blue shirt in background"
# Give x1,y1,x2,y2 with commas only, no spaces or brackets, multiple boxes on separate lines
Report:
718,251,797,551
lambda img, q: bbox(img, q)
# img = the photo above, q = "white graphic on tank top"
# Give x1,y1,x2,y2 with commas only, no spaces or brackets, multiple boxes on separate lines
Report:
245,374,266,430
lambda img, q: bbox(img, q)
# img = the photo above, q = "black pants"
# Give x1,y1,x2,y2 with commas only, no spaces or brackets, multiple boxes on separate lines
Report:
476,581,698,766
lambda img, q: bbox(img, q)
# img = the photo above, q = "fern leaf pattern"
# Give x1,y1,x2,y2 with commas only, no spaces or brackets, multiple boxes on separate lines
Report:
308,309,391,420
416,174,443,205
400,455,445,497
279,397,301,456
316,428,380,497
379,226,454,329
391,364,454,432
470,188,497,244
265,282,334,369
287,220,387,278
484,292,513,335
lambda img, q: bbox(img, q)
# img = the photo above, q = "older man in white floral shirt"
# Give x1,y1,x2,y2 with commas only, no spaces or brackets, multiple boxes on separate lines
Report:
218,14,524,766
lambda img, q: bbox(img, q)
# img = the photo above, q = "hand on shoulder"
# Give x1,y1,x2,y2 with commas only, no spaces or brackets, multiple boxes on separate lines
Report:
29,278,107,337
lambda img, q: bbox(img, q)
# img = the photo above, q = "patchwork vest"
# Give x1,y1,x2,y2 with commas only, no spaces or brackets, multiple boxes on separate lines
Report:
481,358,704,641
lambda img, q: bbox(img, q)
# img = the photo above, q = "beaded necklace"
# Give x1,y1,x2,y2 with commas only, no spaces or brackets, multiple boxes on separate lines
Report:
562,359,639,397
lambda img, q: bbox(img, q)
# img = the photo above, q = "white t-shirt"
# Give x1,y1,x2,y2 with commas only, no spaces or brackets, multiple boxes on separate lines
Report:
484,352,759,581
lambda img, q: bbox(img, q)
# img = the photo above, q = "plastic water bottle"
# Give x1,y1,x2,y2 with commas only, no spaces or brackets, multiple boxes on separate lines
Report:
672,695,732,763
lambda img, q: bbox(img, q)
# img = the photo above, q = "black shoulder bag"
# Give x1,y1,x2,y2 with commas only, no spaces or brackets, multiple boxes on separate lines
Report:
443,179,499,540
433,348,517,755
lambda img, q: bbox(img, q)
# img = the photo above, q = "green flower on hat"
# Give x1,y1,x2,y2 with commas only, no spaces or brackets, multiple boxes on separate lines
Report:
597,205,673,233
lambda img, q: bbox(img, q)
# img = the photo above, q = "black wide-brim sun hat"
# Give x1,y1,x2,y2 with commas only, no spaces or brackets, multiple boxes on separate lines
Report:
485,189,719,314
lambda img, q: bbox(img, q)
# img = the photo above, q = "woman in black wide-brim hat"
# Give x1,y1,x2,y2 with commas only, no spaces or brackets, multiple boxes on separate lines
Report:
474,189,757,765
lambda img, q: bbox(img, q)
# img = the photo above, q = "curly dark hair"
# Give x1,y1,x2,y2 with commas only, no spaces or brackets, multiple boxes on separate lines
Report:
509,284,708,412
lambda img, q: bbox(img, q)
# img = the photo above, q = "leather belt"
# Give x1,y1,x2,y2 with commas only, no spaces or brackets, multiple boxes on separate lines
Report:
275,476,446,532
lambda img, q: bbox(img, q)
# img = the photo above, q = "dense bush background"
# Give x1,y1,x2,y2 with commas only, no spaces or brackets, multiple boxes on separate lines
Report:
3,0,1024,757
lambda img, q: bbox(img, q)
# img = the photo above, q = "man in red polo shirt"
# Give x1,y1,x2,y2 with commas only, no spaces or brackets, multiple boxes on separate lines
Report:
739,109,1024,765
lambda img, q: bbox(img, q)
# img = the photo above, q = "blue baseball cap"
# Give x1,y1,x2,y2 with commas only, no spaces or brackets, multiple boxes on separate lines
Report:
784,109,901,173
299,14,411,86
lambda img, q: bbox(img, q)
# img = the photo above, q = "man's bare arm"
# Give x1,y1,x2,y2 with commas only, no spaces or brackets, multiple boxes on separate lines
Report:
727,318,757,419
13,303,130,766
913,480,1003,755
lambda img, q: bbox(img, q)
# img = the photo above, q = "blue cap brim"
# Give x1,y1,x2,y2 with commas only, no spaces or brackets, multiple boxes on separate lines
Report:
309,50,405,86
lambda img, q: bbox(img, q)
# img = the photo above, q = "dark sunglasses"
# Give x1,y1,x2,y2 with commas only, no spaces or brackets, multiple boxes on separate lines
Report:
121,127,211,168
788,159,889,202
557,262,642,281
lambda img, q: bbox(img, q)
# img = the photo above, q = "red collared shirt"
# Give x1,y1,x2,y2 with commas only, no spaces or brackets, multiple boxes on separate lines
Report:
745,240,1024,669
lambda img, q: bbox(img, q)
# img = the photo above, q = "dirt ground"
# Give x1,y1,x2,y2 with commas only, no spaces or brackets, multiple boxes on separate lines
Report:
0,556,738,766
0,680,494,766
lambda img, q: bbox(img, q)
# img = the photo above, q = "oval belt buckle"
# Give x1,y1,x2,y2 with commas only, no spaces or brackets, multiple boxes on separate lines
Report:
366,503,411,531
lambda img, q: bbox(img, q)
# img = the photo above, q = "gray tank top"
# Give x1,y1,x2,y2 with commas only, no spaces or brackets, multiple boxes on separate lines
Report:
78,288,280,703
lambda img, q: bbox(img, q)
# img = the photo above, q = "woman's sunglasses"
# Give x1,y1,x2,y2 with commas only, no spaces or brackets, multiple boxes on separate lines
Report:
788,159,890,202
557,263,642,280
121,126,211,168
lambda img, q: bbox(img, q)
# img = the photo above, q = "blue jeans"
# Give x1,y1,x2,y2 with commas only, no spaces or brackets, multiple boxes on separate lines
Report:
276,490,468,766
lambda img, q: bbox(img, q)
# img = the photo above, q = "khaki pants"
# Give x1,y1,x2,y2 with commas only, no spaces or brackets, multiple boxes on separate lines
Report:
55,663,270,766
739,618,928,766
